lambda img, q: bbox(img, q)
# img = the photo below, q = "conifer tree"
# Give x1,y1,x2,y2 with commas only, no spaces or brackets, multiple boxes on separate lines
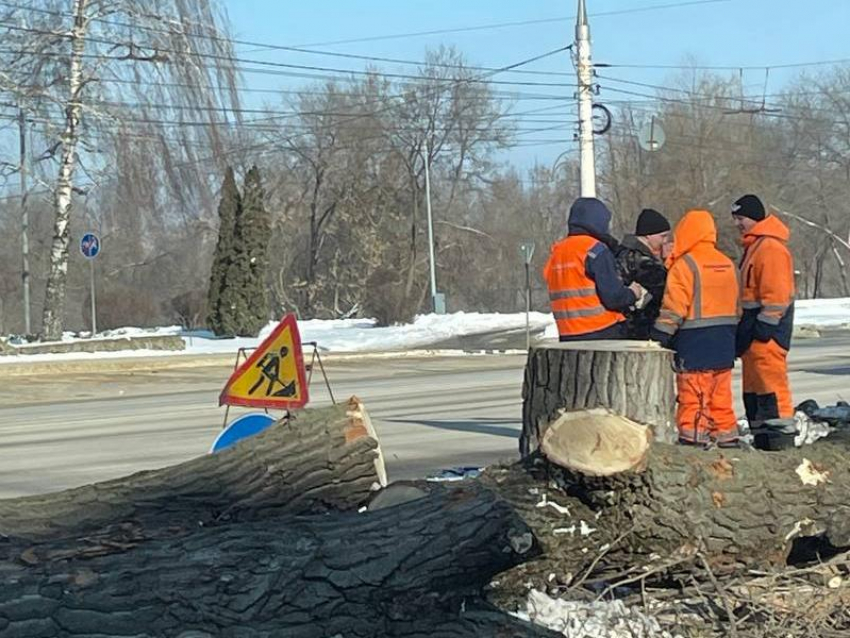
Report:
220,165,272,336
206,167,241,336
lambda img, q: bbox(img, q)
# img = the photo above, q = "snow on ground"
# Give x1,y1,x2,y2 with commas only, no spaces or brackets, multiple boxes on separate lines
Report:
1,298,847,364
795,297,850,329
0,312,553,364
513,590,683,638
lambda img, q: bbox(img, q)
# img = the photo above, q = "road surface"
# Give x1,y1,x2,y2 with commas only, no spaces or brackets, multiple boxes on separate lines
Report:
0,333,848,498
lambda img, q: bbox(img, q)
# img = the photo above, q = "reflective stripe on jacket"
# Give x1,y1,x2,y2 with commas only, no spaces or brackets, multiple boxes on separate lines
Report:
737,215,795,352
653,210,739,371
544,235,626,338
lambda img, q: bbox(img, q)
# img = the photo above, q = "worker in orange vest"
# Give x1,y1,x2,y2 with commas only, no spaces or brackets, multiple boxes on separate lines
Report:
731,195,795,425
652,210,741,446
544,198,645,341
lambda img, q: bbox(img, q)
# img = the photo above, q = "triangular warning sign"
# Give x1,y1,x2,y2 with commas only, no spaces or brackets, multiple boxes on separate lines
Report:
219,314,309,409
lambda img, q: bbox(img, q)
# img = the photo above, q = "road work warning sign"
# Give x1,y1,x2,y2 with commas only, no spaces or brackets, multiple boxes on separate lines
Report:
219,314,309,409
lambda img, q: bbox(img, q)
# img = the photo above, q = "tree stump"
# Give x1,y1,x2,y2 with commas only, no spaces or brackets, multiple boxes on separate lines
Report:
0,397,387,543
486,423,850,612
540,409,652,476
520,340,676,455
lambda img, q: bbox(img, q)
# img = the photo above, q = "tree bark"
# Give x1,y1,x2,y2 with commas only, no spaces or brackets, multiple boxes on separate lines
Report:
41,0,88,341
0,485,554,638
520,341,677,456
485,435,850,609
0,397,386,544
577,438,850,564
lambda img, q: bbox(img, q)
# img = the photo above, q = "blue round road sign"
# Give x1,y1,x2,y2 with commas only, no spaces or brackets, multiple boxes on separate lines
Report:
209,412,276,454
80,233,100,259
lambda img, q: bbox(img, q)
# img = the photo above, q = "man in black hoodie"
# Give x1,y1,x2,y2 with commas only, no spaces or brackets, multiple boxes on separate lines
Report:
616,208,671,339
545,198,645,341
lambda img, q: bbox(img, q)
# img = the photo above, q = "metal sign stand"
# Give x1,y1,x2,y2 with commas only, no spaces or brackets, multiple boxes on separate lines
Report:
302,341,336,405
220,342,336,429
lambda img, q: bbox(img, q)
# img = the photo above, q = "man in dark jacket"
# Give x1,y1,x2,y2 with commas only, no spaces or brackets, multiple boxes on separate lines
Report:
545,198,645,341
616,208,671,339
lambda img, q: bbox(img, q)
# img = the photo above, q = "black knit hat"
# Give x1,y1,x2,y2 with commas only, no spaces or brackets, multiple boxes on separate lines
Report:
635,208,670,236
731,194,765,221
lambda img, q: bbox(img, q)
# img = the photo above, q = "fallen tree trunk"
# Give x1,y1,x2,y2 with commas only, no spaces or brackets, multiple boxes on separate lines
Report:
0,485,555,638
486,414,850,612
521,341,676,455
0,397,386,543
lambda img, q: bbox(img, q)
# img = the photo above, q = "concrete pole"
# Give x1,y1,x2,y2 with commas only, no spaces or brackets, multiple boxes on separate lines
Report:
575,0,597,198
18,108,31,335
423,138,438,311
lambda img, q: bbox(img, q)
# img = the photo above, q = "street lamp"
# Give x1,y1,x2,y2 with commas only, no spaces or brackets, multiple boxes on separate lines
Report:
422,138,445,314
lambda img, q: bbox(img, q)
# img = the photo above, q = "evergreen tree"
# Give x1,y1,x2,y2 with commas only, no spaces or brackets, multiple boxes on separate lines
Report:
220,165,272,336
240,165,272,334
206,167,241,336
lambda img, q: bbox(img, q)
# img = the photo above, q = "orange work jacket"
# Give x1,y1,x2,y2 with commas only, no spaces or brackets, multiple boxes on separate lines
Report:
738,214,795,351
654,210,740,370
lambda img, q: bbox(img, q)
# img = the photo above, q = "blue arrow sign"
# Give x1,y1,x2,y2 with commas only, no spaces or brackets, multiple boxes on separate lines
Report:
80,233,100,259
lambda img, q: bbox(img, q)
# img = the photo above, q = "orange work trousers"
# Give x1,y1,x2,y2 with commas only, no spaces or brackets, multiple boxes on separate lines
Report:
741,339,793,422
676,369,738,444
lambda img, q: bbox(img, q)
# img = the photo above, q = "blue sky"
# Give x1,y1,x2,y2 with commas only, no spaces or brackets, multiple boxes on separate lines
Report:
224,0,850,171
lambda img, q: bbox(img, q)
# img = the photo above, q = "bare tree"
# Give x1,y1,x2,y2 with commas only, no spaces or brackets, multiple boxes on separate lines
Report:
0,0,241,338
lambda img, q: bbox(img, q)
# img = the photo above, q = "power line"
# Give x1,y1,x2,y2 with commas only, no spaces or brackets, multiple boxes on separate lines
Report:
598,83,849,126
0,0,729,51
293,0,732,47
0,0,577,79
1,34,578,149
597,58,850,71
0,23,578,89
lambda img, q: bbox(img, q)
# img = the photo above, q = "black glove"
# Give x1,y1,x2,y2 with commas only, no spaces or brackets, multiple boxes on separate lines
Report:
650,327,672,349
736,316,755,357
754,319,776,343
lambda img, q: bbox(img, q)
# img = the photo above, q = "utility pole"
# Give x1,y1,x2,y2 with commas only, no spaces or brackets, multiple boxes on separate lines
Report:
423,137,439,312
18,108,31,335
575,0,597,198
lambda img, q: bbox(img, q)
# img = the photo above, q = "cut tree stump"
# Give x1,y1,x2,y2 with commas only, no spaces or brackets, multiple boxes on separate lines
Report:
541,409,652,477
0,397,386,543
0,485,556,638
485,424,850,611
520,340,676,455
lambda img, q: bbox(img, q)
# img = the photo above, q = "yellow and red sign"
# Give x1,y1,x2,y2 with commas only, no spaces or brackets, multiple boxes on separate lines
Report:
219,314,309,409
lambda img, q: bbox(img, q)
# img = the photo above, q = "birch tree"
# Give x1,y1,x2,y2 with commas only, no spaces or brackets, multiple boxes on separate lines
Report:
0,0,241,339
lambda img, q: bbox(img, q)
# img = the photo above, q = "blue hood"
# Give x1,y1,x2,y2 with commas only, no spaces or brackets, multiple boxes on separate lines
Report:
568,197,612,238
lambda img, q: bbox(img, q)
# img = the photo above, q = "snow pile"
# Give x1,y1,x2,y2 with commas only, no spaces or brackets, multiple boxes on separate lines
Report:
183,311,552,355
1,312,554,363
3,297,847,363
99,325,183,339
795,297,850,329
515,590,682,638
296,312,553,352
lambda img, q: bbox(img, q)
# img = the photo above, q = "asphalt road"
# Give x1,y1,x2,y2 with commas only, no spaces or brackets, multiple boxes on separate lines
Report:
0,334,848,499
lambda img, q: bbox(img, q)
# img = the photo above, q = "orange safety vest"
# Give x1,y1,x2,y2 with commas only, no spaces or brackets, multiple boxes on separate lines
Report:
544,235,625,338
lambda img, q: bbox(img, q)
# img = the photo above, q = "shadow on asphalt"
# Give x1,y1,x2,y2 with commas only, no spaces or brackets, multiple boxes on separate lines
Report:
799,365,850,376
385,417,520,438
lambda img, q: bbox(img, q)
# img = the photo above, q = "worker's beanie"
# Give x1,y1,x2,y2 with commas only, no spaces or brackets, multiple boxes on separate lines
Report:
731,194,766,221
635,208,670,236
